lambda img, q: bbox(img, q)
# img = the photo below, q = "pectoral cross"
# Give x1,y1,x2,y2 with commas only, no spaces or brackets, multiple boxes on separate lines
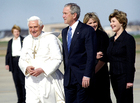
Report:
32,46,37,59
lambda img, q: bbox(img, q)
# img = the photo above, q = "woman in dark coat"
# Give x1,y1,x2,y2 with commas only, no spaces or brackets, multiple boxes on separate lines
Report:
107,9,136,103
5,25,26,103
83,12,112,103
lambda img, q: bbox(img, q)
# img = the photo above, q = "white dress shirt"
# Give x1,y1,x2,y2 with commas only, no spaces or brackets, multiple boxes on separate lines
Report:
12,37,21,56
67,20,79,40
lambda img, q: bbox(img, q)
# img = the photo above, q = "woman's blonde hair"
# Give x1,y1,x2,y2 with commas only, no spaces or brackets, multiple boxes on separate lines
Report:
83,12,104,31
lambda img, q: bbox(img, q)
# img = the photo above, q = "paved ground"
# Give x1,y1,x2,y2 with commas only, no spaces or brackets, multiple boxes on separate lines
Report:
0,53,140,103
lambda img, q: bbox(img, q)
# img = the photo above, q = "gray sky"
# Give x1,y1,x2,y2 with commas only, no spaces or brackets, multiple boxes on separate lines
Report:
0,0,140,30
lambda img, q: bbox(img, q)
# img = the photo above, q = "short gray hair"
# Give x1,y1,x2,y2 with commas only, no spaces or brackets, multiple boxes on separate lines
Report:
27,16,43,26
65,3,80,20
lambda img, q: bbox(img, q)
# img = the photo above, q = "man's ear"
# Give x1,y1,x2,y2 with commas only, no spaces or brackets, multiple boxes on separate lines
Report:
73,13,77,19
41,25,44,29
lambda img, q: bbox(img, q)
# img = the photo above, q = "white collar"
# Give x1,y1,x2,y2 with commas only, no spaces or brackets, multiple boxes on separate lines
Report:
70,20,79,31
69,20,79,36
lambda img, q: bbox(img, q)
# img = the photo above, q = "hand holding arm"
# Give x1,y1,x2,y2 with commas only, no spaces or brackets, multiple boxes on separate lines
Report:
96,51,103,59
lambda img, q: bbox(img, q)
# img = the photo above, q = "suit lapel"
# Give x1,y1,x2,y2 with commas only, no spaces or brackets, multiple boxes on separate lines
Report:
20,36,23,47
68,21,82,56
10,39,13,54
63,27,69,55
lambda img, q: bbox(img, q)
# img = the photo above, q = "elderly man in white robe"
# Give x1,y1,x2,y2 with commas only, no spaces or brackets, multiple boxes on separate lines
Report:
18,16,65,103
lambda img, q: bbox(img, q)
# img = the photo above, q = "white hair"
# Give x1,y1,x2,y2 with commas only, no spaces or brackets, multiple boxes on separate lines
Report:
27,16,43,26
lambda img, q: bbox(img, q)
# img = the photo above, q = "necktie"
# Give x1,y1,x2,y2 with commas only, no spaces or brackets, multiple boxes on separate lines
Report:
67,27,72,53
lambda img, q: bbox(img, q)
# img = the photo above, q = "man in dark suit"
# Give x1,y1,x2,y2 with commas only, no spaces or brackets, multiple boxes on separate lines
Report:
5,25,26,103
62,3,97,103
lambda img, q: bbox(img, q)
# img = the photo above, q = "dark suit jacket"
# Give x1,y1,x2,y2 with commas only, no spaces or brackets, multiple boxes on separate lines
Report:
107,30,136,83
5,36,24,72
62,21,97,86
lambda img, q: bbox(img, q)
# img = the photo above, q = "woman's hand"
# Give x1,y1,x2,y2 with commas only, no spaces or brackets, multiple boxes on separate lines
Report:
5,65,9,70
96,51,103,59
126,83,133,89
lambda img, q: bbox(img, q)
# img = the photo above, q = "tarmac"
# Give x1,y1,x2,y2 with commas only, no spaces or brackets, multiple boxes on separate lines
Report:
0,53,140,103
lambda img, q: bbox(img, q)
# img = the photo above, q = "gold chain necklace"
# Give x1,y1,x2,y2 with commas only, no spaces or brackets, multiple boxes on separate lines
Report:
31,36,41,59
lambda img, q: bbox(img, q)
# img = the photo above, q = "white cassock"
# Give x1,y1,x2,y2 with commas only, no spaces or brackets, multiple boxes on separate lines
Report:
19,32,65,103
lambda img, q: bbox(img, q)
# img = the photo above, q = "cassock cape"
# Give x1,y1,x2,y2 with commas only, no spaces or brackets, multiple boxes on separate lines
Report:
19,32,65,103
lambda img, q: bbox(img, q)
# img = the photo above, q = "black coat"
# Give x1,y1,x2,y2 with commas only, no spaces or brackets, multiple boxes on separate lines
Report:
94,29,112,103
5,36,24,72
96,29,109,62
107,30,136,83
95,29,109,77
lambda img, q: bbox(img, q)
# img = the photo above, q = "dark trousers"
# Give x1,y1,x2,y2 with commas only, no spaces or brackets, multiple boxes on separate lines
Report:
111,74,133,103
94,67,112,103
12,57,26,103
64,72,94,103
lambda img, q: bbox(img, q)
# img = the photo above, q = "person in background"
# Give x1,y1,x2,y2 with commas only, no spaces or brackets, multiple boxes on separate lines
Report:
107,9,136,103
83,12,112,103
5,25,26,103
62,3,97,103
18,16,65,103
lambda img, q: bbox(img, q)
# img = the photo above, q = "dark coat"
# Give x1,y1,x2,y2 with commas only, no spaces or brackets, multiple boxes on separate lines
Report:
5,36,24,72
96,29,109,62
94,29,112,103
107,30,136,83
62,21,97,86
